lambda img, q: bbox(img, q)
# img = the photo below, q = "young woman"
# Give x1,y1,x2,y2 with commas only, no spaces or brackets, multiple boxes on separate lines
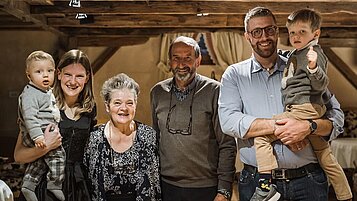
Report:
14,49,97,201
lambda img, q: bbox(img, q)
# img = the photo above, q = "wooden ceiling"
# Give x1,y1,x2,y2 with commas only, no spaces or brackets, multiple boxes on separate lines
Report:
1,0,357,88
0,0,357,48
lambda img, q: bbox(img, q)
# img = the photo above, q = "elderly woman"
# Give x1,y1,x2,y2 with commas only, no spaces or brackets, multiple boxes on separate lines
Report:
84,73,161,201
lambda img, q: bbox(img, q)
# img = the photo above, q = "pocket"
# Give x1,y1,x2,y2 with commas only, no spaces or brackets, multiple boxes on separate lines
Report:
239,169,255,185
308,169,328,185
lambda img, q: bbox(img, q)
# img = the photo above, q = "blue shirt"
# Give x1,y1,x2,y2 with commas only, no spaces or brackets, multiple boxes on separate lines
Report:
218,55,344,168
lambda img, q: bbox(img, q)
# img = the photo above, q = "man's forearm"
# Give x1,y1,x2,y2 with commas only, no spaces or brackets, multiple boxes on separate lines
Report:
244,118,275,139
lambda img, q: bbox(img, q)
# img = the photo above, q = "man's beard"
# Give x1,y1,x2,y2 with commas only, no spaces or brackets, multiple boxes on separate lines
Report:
251,39,277,58
172,66,193,82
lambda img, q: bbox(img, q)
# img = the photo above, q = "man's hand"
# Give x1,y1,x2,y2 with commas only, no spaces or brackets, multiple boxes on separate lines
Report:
307,46,317,69
43,124,62,151
214,193,228,201
274,118,310,145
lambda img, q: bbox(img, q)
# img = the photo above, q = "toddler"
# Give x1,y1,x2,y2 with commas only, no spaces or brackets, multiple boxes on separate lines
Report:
18,51,65,201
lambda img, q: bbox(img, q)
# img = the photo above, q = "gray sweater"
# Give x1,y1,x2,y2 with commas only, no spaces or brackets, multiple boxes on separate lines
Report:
151,74,236,191
282,40,329,106
18,83,60,144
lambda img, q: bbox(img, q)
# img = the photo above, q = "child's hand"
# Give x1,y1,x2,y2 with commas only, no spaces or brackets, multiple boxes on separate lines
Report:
306,46,317,69
34,136,46,149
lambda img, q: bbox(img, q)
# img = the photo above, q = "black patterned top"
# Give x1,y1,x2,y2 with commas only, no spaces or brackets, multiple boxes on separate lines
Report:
84,121,161,201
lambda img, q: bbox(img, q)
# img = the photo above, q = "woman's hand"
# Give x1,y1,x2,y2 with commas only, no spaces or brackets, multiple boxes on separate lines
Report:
14,124,62,164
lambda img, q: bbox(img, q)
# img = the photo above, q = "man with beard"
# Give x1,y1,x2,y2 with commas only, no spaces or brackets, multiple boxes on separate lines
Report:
218,7,344,201
150,36,237,201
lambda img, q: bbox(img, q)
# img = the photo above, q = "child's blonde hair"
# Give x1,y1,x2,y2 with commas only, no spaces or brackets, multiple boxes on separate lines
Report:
26,50,55,71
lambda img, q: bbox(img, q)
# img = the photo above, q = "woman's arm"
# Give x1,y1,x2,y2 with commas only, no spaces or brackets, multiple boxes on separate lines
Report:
14,124,62,163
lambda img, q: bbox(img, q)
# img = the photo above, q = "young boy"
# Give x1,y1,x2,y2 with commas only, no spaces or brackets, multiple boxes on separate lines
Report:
18,51,65,201
251,8,352,201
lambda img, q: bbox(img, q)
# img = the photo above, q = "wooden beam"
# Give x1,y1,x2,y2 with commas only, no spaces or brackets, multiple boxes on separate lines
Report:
25,0,54,5
31,1,357,15
76,36,150,47
47,13,357,28
92,47,120,74
319,38,357,48
323,47,357,90
58,27,243,36
0,0,65,36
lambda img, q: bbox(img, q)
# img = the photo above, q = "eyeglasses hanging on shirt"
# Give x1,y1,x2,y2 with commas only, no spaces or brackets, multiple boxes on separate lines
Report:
166,85,196,135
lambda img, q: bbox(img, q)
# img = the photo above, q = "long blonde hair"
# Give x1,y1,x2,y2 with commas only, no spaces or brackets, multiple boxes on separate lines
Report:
53,49,95,118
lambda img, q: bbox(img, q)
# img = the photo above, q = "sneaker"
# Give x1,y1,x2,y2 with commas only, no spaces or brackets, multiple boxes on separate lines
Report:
250,184,281,201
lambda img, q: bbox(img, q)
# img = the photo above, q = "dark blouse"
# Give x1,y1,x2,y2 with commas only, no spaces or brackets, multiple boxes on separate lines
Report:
59,108,97,201
84,122,161,201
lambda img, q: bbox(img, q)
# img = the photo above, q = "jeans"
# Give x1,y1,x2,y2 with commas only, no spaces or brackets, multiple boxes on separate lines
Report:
238,164,328,201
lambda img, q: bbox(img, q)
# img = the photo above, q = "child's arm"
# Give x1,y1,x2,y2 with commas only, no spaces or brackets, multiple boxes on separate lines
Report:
306,46,329,91
307,46,317,69
34,135,46,149
14,124,61,163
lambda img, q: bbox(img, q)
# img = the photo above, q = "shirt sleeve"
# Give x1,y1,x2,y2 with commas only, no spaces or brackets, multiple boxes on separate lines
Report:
323,91,344,141
218,66,257,139
138,128,162,200
150,87,160,136
213,84,237,192
307,46,329,92
20,89,44,140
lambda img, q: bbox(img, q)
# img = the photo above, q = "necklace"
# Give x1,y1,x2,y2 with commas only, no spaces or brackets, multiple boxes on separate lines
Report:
107,121,137,174
64,103,79,120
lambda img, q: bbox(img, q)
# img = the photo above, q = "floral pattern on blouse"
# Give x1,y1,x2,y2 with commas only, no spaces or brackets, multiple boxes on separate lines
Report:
84,122,161,201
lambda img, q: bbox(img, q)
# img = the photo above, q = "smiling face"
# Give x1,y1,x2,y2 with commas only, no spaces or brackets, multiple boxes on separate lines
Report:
105,88,137,127
27,59,55,91
57,63,89,103
169,42,201,88
288,21,320,50
245,16,279,60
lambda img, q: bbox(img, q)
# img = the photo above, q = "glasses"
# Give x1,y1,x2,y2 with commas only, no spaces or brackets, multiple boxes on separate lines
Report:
166,86,196,135
248,25,277,39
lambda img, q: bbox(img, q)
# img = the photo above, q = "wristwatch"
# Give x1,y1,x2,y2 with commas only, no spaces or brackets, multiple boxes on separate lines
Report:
308,119,317,134
217,189,231,200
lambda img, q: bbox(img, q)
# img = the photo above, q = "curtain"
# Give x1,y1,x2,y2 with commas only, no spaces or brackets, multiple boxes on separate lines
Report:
156,33,199,80
203,32,245,70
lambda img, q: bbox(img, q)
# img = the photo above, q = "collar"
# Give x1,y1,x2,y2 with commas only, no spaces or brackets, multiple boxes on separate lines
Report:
171,74,198,101
28,81,49,93
172,75,197,92
164,74,199,92
251,55,286,74
296,38,318,52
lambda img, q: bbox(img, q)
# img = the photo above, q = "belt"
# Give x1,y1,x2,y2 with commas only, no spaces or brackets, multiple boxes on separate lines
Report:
243,163,321,180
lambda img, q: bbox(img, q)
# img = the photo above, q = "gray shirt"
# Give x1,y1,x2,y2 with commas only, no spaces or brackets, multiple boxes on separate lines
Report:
218,55,344,169
18,83,60,143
